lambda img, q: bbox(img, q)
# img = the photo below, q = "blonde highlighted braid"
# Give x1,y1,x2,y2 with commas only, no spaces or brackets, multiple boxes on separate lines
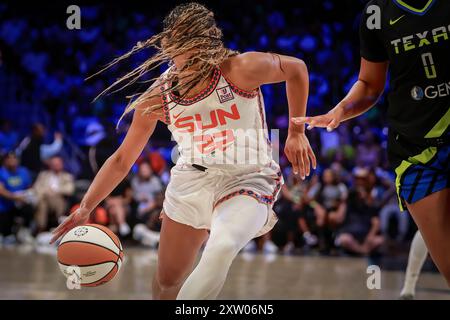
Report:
89,2,238,124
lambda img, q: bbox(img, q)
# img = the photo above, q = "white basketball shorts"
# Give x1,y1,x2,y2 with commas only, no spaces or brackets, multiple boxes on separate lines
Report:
162,161,283,237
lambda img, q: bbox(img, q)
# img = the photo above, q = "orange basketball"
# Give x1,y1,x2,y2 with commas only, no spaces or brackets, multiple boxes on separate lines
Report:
57,224,124,287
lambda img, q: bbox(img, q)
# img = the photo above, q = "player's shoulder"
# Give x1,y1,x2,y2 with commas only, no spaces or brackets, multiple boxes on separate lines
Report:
221,52,271,76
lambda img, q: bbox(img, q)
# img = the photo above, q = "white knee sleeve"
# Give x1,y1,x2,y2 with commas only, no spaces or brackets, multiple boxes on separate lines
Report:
177,196,269,300
401,231,428,296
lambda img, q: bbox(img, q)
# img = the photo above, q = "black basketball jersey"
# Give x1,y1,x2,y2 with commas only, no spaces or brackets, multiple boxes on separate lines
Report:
359,0,450,148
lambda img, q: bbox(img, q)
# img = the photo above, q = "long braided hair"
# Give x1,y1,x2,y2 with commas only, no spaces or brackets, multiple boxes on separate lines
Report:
90,2,238,124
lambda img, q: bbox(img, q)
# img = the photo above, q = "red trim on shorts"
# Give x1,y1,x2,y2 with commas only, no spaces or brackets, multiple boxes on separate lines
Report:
213,170,283,209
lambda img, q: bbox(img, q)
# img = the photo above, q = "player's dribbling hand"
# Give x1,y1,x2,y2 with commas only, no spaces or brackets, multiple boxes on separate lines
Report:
291,107,344,132
50,207,91,244
284,132,317,180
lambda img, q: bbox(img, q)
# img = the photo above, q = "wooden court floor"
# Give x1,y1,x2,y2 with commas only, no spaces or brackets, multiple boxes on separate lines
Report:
0,245,449,300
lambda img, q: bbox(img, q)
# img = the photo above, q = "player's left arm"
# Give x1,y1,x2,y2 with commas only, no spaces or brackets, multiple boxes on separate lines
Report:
225,52,316,179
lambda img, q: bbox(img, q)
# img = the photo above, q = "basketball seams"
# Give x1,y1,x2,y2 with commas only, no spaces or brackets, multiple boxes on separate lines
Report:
59,240,120,257
83,265,118,286
58,261,117,286
57,224,123,286
60,225,121,255
58,260,117,268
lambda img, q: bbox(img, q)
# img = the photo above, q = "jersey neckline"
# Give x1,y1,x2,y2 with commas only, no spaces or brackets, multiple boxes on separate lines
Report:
169,68,221,106
392,0,437,16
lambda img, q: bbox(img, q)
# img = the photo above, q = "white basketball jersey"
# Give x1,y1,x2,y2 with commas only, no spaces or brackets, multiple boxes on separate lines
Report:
160,67,273,171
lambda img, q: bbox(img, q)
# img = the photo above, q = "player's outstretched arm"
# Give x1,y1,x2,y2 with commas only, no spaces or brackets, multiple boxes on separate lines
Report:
292,58,388,131
223,52,316,179
50,99,160,244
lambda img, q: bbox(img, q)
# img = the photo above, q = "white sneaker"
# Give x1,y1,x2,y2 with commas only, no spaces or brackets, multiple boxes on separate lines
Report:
399,292,414,300
36,232,53,246
141,230,160,247
133,224,159,247
119,223,131,236
3,234,17,246
263,240,278,253
283,241,295,254
303,232,318,246
17,228,34,245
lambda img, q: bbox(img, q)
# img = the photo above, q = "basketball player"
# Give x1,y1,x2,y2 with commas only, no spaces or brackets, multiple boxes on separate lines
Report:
50,3,316,299
293,0,450,291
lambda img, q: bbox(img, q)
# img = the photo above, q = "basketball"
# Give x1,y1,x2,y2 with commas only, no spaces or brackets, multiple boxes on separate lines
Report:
57,224,124,287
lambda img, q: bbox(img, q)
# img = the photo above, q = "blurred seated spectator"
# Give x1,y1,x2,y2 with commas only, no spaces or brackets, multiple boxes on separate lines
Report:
308,168,347,253
0,119,19,154
276,170,316,253
367,169,409,242
335,186,384,256
0,152,34,244
16,123,63,177
105,177,132,237
131,161,163,221
132,191,163,248
138,148,170,184
86,123,119,179
33,156,74,233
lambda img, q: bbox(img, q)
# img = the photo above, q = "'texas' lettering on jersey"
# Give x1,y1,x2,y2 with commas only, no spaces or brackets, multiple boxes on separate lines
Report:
390,24,449,54
174,104,240,133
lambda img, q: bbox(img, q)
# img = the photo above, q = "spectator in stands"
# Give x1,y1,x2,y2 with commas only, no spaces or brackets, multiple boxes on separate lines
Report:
131,161,163,220
277,170,316,253
368,169,409,242
105,177,133,237
33,156,74,233
308,168,348,253
0,152,34,244
0,119,19,154
335,173,384,256
17,123,63,177
85,123,133,237
133,191,163,248
355,131,382,168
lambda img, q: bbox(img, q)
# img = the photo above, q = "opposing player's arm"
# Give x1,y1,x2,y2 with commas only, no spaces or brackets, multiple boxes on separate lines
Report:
334,58,388,121
292,2,389,132
224,52,315,179
50,92,161,243
292,58,388,131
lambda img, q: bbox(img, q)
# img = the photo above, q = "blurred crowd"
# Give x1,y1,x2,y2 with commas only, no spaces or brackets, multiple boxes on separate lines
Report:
0,1,415,256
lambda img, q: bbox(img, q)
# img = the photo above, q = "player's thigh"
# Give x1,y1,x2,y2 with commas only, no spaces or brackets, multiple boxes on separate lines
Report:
157,212,208,284
407,188,450,283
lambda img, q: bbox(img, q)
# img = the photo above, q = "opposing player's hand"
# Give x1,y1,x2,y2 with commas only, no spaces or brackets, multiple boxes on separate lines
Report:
284,132,317,180
50,207,90,244
291,107,344,131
